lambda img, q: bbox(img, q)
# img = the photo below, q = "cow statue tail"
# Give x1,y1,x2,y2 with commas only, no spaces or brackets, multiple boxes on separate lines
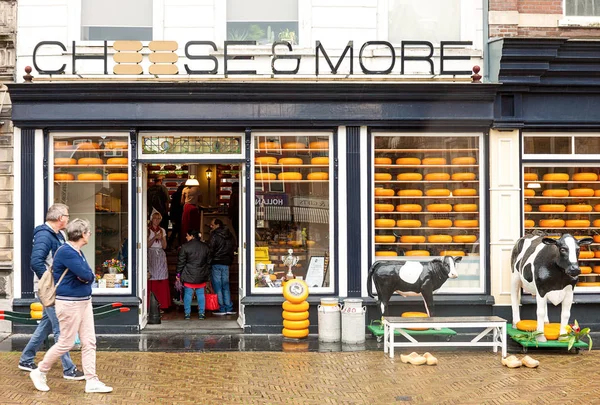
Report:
367,262,376,298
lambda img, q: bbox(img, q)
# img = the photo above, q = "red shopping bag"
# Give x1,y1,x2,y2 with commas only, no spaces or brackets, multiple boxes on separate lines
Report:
205,282,219,311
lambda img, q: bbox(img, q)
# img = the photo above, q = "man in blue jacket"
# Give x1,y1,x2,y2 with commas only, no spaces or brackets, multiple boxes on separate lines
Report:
18,203,84,380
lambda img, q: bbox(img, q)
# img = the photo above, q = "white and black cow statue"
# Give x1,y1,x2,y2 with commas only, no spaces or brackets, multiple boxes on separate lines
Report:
367,256,461,317
510,233,593,341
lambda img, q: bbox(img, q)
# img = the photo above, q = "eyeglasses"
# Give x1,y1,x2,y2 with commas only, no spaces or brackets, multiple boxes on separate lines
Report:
62,214,70,218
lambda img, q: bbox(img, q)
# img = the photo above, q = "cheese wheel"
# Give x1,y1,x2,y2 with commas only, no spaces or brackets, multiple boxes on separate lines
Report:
307,172,329,180
375,188,395,196
524,204,532,212
54,158,77,165
78,158,103,165
402,311,429,330
375,235,396,243
594,266,600,274
396,204,422,212
54,173,74,181
422,157,446,165
543,173,569,181
453,188,477,196
405,250,430,256
400,235,426,243
452,157,476,165
524,189,535,196
427,203,452,212
258,141,281,149
544,323,561,340
375,204,395,212
428,234,452,243
451,172,476,181
396,157,421,165
54,142,71,150
396,219,422,228
374,157,392,164
375,219,396,228
524,173,538,181
77,173,102,180
76,142,99,150
566,204,592,212
579,251,594,259
311,157,329,165
542,189,569,197
425,173,450,181
283,319,310,330
278,157,303,165
453,235,477,243
440,250,465,256
278,172,303,180
594,220,600,227
573,172,598,181
539,204,566,212
397,173,423,181
107,173,128,180
105,141,128,149
309,141,329,149
595,204,600,212
375,251,398,256
283,142,306,149
581,266,593,274
516,320,537,332
398,189,423,197
454,219,479,227
425,189,450,197
569,188,594,197
375,173,393,181
539,219,565,227
106,158,128,165
576,282,600,287
453,204,478,212
566,219,590,227
256,156,278,165
255,173,276,180
427,219,452,228
524,219,535,228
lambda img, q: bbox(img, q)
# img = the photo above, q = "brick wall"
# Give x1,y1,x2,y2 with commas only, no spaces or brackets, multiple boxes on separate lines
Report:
517,0,563,14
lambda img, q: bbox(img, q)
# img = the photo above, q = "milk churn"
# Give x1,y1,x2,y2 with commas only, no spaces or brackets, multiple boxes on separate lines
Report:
318,298,341,342
341,298,366,344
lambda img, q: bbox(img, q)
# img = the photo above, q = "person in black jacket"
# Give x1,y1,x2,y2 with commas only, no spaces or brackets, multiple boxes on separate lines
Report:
208,219,235,316
176,229,211,320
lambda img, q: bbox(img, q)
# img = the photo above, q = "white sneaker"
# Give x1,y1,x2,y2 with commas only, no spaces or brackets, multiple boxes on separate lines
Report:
85,379,113,393
30,368,49,392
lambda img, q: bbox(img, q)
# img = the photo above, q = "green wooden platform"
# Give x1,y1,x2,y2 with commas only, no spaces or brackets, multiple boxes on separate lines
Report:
368,323,457,337
507,325,588,349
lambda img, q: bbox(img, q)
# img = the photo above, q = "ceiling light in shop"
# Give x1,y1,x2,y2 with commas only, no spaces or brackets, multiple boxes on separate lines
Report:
185,175,200,186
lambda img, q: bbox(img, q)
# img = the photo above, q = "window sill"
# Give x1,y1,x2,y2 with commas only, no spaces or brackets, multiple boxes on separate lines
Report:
559,17,600,28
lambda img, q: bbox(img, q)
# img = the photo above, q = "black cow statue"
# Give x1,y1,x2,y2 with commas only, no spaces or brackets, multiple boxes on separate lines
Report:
511,233,593,341
367,256,461,317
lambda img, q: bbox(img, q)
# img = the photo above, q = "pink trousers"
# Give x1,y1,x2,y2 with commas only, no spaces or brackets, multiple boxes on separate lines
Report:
38,299,98,381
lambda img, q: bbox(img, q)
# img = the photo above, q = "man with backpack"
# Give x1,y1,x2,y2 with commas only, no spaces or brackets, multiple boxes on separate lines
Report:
18,203,84,380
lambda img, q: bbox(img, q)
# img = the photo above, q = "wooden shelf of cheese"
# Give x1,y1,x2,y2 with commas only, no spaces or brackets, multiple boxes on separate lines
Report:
255,140,329,183
54,157,129,182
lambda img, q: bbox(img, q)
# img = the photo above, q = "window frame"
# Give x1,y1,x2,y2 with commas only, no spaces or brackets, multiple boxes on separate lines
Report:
559,0,600,27
523,132,600,161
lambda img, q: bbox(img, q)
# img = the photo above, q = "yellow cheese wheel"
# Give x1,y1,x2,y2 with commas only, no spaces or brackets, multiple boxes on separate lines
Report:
396,157,421,165
282,300,309,312
516,320,537,332
375,251,398,256
54,142,71,150
397,173,423,181
594,266,600,273
573,172,598,181
307,172,329,180
311,157,329,165
77,173,102,180
579,251,594,259
576,282,600,287
427,203,452,212
524,189,535,196
76,142,99,150
283,280,309,304
440,250,465,256
566,204,592,212
453,188,477,196
428,234,452,243
581,266,593,274
258,141,281,149
309,141,329,149
566,219,590,227
375,235,396,243
453,235,477,243
375,204,395,212
400,235,426,243
30,310,43,319
78,158,103,165
283,142,306,149
256,156,278,165
454,219,479,227
544,323,561,341
594,220,600,227
427,219,452,228
374,157,392,164
543,173,569,181
375,219,396,228
398,189,423,197
524,204,532,212
451,172,476,181
106,158,128,165
107,173,128,180
542,189,569,197
402,311,429,330
54,173,74,181
453,204,478,212
524,173,538,181
278,172,303,180
375,173,393,181
281,311,309,321
279,157,303,165
425,173,450,181
569,188,594,197
595,204,600,212
375,188,395,196
524,219,535,228
282,328,310,338
54,158,77,165
422,157,446,165
396,219,422,228
539,204,566,212
405,250,430,256
396,204,422,212
105,141,128,149
425,189,450,196
452,157,476,165
256,173,276,180
283,319,310,330
539,219,565,227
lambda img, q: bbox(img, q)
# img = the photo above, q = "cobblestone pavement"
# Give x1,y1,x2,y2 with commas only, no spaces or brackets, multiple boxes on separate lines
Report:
2,349,600,404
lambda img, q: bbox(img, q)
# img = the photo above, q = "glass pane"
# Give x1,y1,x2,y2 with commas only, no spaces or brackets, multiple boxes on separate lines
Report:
53,135,129,292
524,136,572,155
566,0,600,16
388,0,460,44
82,0,153,27
575,137,600,154
253,134,331,289
141,135,242,155
227,22,298,44
373,134,481,290
82,27,153,41
227,0,298,21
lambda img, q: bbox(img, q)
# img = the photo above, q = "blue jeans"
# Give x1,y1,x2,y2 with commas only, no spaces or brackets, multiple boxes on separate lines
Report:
19,305,76,373
212,264,233,313
183,286,205,316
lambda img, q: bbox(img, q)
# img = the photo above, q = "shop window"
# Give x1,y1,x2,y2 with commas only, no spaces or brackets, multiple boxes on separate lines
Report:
524,133,600,157
372,133,483,292
388,0,461,44
566,0,600,16
52,134,130,294
81,0,153,41
253,132,332,292
227,0,298,44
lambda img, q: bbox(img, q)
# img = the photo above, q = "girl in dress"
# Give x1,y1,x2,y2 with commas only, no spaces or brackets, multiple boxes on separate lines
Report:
148,211,170,310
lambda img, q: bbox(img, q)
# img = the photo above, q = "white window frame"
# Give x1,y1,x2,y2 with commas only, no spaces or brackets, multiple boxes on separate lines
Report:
523,132,600,161
559,0,600,27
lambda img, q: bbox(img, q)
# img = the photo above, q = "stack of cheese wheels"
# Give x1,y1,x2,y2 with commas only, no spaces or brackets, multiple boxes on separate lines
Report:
282,279,310,339
30,302,44,320
402,311,429,331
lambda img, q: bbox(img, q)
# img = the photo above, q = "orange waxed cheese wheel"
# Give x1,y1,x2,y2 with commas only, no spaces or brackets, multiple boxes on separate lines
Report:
453,235,477,243
402,311,429,330
544,323,561,341
573,172,598,181
256,173,276,180
54,142,71,150
283,319,310,330
524,204,532,212
524,173,538,181
375,188,395,196
428,219,452,228
400,235,426,243
594,265,600,273
453,188,477,196
106,158,128,165
375,219,396,228
524,219,535,228
282,311,309,322
595,204,600,212
453,204,478,212
311,157,329,165
425,189,450,196
579,251,594,259
427,203,452,212
309,141,329,149
77,173,102,180
258,141,281,149
425,172,450,181
279,157,303,165
307,172,328,180
524,189,535,196
398,189,423,196
283,142,306,149
54,158,77,165
54,173,74,180
576,282,600,287
107,173,128,180
452,157,476,165
428,234,452,243
375,204,395,212
454,219,479,227
375,251,398,256
76,142,99,150
451,172,476,181
569,188,594,197
595,221,600,228
396,157,421,165
105,141,128,149
396,220,422,228
397,173,423,181
256,156,278,165
374,157,392,164
78,158,103,165
375,173,393,181
405,250,429,256
542,189,569,197
539,219,565,228
516,320,537,332
375,235,396,243
422,157,446,165
440,250,465,256
580,266,592,274
566,204,592,212
543,173,569,181
396,204,422,212
539,204,566,212
278,172,303,180
566,219,590,227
